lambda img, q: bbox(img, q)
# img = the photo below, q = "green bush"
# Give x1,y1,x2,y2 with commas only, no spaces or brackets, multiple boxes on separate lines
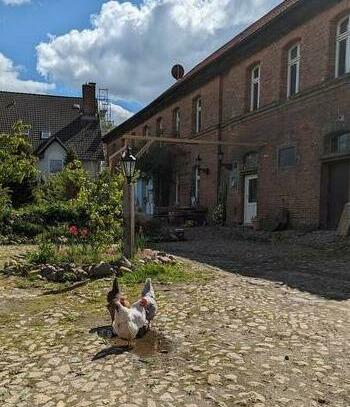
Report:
27,242,57,264
0,185,11,223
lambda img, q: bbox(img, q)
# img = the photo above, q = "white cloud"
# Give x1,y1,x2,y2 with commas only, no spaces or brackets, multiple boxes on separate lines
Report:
0,52,55,94
110,103,133,125
36,0,281,104
1,0,30,5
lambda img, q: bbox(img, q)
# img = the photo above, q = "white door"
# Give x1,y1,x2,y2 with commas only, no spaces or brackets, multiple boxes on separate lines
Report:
244,175,258,225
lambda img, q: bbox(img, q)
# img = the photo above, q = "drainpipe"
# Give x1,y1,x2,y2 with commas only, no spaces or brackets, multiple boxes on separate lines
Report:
217,73,224,204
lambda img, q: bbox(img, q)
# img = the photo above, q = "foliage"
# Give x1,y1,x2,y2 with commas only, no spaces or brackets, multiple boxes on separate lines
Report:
64,148,78,166
212,203,224,225
0,186,11,222
120,262,210,285
27,242,57,264
0,121,38,186
27,239,120,267
34,160,88,202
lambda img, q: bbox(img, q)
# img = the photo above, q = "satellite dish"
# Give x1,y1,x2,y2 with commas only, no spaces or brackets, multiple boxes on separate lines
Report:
171,64,185,80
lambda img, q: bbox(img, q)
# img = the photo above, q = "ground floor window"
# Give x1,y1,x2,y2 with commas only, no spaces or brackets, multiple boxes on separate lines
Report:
49,159,64,174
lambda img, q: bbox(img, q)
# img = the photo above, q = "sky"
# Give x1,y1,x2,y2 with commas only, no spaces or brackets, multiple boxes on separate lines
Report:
0,0,281,124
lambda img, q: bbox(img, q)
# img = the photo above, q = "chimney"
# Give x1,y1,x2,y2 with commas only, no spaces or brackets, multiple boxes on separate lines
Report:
82,82,97,117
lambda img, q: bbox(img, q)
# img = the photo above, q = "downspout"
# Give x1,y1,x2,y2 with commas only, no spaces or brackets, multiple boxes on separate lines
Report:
217,73,224,204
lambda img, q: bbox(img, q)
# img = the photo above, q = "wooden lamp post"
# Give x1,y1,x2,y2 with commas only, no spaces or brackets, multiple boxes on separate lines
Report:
121,146,137,259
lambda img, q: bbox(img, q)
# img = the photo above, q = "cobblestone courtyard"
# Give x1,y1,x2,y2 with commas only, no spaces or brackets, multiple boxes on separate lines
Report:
1,228,350,407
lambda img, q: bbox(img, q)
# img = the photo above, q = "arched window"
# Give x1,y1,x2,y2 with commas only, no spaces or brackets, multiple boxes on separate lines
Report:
250,65,261,111
330,132,350,154
336,15,350,77
143,125,150,137
194,96,202,133
287,43,301,97
243,152,258,171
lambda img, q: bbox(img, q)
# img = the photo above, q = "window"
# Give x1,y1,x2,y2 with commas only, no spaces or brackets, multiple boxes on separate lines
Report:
230,161,239,191
156,117,163,136
194,97,202,133
143,125,150,137
279,146,297,168
336,16,350,77
243,152,258,171
173,108,181,136
331,133,350,154
250,65,261,111
287,44,301,97
49,159,63,174
41,131,51,139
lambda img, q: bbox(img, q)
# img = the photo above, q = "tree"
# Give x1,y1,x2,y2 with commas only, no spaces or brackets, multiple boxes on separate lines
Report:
0,121,39,207
0,121,38,186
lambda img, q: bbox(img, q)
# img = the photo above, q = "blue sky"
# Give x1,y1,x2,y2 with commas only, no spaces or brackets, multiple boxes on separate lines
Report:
0,0,279,122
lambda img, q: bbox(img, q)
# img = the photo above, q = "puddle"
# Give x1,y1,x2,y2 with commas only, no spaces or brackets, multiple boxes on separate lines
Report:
90,325,173,358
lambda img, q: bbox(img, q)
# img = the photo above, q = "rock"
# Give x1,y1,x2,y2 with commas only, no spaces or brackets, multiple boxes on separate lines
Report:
88,262,113,279
40,265,59,282
207,374,222,385
118,266,132,274
119,256,132,268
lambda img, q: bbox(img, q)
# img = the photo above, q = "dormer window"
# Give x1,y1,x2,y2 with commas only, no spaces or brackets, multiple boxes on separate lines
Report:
41,131,51,139
336,16,350,77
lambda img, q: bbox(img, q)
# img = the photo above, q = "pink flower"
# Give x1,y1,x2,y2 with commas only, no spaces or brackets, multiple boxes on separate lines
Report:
68,225,79,236
80,227,89,238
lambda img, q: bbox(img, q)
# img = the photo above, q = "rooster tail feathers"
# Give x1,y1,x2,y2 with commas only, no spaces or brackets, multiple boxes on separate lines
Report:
141,278,155,298
111,278,120,298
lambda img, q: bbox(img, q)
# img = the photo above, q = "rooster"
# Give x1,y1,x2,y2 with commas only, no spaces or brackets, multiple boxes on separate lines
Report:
109,278,157,348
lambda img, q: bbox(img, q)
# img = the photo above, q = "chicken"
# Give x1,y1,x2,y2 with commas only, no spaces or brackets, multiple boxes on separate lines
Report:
141,278,157,326
112,298,148,348
106,278,129,323
110,278,158,348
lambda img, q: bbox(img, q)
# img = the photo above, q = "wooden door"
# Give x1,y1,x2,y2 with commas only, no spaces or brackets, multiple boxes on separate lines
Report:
327,161,350,228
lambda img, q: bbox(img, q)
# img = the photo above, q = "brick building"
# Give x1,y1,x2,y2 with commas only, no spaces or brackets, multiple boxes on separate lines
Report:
104,0,350,229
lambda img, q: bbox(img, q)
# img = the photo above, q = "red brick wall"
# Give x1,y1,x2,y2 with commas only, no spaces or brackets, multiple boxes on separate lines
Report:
105,0,350,228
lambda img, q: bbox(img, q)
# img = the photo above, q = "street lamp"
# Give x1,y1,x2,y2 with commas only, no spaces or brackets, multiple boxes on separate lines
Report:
121,146,137,259
121,146,136,184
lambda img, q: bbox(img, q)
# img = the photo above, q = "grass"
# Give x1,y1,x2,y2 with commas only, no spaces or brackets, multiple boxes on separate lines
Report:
120,261,212,286
0,245,36,269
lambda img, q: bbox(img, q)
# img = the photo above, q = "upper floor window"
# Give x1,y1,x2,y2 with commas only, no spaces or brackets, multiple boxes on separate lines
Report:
156,117,163,136
41,130,51,139
336,16,350,77
143,125,150,137
243,151,258,171
250,65,260,111
173,108,181,136
287,44,301,97
331,132,350,154
194,96,202,133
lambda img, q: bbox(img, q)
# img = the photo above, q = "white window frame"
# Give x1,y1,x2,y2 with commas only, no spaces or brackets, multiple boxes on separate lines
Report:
41,130,51,139
156,117,163,136
174,108,180,135
336,16,350,77
287,43,301,98
250,65,261,111
144,125,150,137
195,97,202,133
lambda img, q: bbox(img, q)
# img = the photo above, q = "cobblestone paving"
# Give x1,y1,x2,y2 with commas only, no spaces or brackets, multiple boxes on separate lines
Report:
1,235,350,407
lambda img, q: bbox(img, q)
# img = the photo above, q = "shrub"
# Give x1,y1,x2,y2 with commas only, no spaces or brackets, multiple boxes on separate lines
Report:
27,242,57,264
0,185,11,223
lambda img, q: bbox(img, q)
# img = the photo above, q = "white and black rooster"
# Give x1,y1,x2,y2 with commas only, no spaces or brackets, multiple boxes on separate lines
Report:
108,278,157,348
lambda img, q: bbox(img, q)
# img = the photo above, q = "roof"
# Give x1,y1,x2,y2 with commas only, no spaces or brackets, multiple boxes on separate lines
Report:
0,91,104,161
104,0,333,142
